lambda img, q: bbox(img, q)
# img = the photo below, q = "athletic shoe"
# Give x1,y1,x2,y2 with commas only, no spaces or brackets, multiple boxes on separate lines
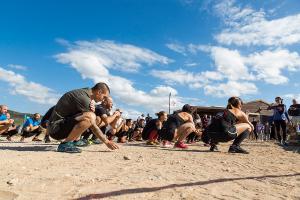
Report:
281,141,288,146
91,138,101,144
57,142,82,153
154,141,160,145
161,140,172,148
73,139,89,147
20,137,25,142
174,141,188,149
228,145,249,154
44,135,51,143
83,139,93,145
210,144,219,152
146,141,155,145
32,137,42,142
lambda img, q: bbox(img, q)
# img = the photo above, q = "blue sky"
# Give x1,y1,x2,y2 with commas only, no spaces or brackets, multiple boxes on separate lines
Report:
0,0,300,118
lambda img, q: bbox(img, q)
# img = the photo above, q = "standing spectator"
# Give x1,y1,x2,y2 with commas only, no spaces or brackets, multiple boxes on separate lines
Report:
256,122,264,141
264,122,271,141
288,99,300,140
251,118,258,140
268,97,290,145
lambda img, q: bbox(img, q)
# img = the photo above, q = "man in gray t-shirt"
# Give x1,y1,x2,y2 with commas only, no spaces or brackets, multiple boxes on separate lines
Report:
48,82,119,153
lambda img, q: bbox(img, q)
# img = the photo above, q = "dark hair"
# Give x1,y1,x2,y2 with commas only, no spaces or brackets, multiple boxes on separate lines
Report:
275,96,283,104
182,104,193,114
126,119,132,124
33,113,40,117
227,97,242,109
155,111,166,118
92,82,110,94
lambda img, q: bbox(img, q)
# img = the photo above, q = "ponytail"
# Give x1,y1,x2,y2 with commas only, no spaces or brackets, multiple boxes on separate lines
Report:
226,104,232,109
156,111,166,118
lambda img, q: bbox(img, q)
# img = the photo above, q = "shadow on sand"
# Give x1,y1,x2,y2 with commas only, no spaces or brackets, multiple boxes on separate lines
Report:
282,143,300,153
0,145,55,152
75,173,300,200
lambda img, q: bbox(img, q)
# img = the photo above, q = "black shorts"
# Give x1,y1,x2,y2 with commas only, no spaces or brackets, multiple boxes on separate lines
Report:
115,131,127,138
160,122,177,141
48,116,78,140
142,128,159,140
208,126,237,143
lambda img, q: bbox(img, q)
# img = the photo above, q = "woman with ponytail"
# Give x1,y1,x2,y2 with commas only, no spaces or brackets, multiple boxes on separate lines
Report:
204,97,254,154
142,111,168,145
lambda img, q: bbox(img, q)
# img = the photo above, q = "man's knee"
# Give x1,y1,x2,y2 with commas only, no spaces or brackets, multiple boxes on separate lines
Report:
185,122,195,130
246,124,252,132
81,112,96,124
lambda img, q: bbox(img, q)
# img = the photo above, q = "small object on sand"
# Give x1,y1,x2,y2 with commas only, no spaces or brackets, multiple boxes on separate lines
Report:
123,156,131,160
6,178,18,186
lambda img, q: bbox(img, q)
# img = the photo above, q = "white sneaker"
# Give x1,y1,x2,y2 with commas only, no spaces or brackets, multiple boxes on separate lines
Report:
161,141,173,148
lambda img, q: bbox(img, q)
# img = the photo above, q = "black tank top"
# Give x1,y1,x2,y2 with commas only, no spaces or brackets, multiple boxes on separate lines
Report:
207,109,237,133
167,113,187,128
223,110,238,125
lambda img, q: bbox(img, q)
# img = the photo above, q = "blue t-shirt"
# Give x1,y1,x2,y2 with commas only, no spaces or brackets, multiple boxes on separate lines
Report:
23,118,41,128
273,104,290,121
0,114,7,121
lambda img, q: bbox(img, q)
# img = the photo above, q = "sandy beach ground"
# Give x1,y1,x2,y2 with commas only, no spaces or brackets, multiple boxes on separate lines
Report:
0,137,299,200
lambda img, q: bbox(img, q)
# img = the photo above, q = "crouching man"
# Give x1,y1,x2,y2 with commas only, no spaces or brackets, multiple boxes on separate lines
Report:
48,82,119,153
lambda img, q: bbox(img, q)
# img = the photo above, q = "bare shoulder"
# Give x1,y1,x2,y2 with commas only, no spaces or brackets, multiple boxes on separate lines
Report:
228,109,245,119
178,112,192,120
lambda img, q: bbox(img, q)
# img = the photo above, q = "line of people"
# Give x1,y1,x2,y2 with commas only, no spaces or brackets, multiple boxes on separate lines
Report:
2,82,298,154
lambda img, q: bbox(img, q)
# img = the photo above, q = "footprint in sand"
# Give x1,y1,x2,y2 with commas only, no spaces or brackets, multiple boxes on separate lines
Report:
0,190,18,200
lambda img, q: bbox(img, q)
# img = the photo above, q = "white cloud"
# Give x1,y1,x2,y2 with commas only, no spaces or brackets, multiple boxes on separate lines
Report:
166,43,187,56
59,40,172,73
150,85,178,96
151,69,202,87
204,81,258,97
166,43,211,55
151,46,300,98
283,94,300,103
246,49,300,84
55,40,188,113
210,47,254,81
121,109,142,120
151,68,257,98
187,44,211,54
201,71,223,81
209,47,300,85
184,62,198,67
0,67,59,105
7,64,27,71
215,0,300,46
151,68,225,90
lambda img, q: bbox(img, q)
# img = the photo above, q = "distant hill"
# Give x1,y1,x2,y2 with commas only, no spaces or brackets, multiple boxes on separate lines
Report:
8,110,33,126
